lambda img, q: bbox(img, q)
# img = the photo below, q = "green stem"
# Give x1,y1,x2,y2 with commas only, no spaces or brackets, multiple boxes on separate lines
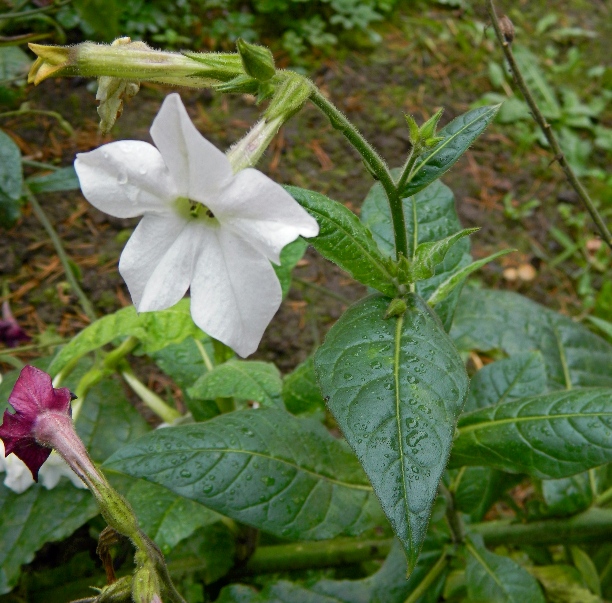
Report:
595,485,612,507
487,0,612,250
472,507,612,546
244,537,393,574
26,187,97,321
308,87,408,259
404,549,449,603
194,338,214,372
439,482,465,543
120,367,182,424
396,146,419,194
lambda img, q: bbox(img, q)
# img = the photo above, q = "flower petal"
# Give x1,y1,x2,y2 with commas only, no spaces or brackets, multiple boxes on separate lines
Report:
119,212,188,309
190,229,282,357
214,168,319,263
136,220,206,313
150,93,233,202
75,140,177,218
7,366,71,421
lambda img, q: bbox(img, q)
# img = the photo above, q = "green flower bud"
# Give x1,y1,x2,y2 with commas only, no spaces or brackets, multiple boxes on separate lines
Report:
419,108,443,140
384,298,408,319
405,114,420,145
236,38,276,82
264,72,313,122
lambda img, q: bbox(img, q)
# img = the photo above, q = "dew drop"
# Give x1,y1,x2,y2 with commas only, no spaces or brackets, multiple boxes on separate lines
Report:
117,171,128,185
180,469,191,478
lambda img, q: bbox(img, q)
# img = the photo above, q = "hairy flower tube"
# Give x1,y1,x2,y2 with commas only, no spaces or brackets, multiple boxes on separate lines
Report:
74,93,319,356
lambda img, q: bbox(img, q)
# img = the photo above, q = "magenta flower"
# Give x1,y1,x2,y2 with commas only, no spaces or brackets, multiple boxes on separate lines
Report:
0,301,30,348
0,365,76,481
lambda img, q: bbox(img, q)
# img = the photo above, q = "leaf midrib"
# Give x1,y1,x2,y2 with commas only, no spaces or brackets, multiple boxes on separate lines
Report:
459,411,612,435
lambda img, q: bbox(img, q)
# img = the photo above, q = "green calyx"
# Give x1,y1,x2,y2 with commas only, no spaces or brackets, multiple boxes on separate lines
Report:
384,297,408,319
236,38,276,82
264,72,313,122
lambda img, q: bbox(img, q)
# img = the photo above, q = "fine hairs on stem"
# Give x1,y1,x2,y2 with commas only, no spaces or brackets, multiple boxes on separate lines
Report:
487,0,612,250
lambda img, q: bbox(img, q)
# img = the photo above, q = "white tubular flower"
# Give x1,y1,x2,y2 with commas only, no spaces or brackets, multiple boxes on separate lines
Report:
75,93,318,357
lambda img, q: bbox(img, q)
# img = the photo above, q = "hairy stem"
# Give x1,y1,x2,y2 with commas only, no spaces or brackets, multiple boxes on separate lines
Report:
26,187,97,321
487,0,612,250
308,87,408,259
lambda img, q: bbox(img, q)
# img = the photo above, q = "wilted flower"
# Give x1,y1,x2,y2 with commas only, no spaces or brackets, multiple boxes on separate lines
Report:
74,93,318,356
0,301,30,348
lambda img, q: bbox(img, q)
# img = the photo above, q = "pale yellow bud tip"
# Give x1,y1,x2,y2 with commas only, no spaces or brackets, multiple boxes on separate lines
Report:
27,44,71,85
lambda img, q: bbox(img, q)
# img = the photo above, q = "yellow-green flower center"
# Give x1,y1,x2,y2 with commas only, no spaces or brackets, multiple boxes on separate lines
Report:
175,196,219,225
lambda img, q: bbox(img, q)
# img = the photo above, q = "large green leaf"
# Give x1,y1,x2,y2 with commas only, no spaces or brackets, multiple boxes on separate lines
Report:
73,0,122,39
48,300,204,375
0,482,98,594
452,288,612,390
151,336,212,392
450,388,612,479
188,360,283,408
361,180,471,329
402,105,500,198
315,294,468,570
0,129,23,228
465,351,547,413
287,186,396,296
0,47,31,81
104,408,384,540
465,535,546,603
282,356,326,416
26,167,80,194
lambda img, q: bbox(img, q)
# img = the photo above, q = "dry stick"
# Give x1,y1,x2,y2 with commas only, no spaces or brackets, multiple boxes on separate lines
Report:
487,0,612,250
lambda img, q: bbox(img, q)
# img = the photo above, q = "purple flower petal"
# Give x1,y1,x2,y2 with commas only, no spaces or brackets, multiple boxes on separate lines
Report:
0,366,73,481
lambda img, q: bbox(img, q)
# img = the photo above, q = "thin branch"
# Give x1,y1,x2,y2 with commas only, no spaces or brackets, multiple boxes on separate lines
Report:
487,0,612,250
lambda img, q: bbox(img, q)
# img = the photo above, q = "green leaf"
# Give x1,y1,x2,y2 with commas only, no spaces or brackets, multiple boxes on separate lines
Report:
282,356,326,416
48,300,204,376
287,186,397,296
426,249,514,307
273,237,308,299
0,47,31,81
530,565,602,603
0,129,23,228
104,408,384,541
402,105,500,198
0,482,98,594
73,0,122,39
115,478,219,555
188,360,283,408
541,473,594,517
513,47,561,120
452,288,612,390
75,376,150,462
569,546,601,597
409,228,478,282
465,534,546,603
361,179,472,329
165,523,236,584
151,336,212,392
465,352,547,413
26,166,80,194
450,388,612,479
454,467,521,522
314,294,468,570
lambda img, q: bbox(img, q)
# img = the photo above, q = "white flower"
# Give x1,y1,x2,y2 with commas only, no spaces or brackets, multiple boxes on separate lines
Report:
0,441,85,493
75,93,318,357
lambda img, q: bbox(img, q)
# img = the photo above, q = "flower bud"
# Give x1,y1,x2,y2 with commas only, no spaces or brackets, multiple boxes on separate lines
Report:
384,298,408,319
29,41,245,87
132,554,162,603
264,72,312,122
236,38,276,82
